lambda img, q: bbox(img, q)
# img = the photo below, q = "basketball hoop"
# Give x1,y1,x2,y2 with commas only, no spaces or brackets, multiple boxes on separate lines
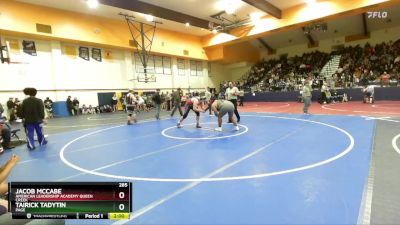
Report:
120,13,160,83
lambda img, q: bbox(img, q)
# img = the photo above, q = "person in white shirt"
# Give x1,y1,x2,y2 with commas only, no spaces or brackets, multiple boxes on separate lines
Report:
225,82,240,122
87,105,96,114
136,94,147,112
81,104,88,114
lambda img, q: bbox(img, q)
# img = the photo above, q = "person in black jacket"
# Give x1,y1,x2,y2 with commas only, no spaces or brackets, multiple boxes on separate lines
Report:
66,96,73,116
72,97,80,116
21,88,47,150
152,89,162,120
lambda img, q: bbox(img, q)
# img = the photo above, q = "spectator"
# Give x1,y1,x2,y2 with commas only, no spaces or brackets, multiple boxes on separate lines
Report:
66,96,73,116
302,78,312,114
0,103,4,120
14,101,23,121
87,105,96,114
111,94,118,112
44,97,53,119
380,71,390,87
0,123,15,150
165,92,171,111
171,88,183,117
152,89,162,120
21,88,47,150
81,104,88,114
120,94,126,112
72,97,80,116
6,98,15,122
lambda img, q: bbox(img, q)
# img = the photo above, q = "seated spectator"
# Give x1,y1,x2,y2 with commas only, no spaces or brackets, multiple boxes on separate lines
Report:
0,123,15,151
81,104,88,114
320,82,331,104
95,106,100,114
87,105,96,114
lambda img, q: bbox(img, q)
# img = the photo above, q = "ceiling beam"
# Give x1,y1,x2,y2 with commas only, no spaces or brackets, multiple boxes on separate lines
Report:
257,38,275,53
302,27,316,46
242,0,282,19
362,13,369,36
98,0,212,29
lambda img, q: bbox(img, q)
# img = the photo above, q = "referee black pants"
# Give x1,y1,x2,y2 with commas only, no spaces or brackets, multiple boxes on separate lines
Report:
229,99,240,122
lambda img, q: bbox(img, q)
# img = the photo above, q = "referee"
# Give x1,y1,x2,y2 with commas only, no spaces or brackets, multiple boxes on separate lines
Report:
225,82,240,122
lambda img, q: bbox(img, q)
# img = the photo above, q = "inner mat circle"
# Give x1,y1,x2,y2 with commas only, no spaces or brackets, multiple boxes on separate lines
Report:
161,122,249,140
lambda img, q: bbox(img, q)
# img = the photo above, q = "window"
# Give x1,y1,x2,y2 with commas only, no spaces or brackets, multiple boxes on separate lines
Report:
146,55,155,74
134,53,155,74
162,56,172,75
190,61,197,76
196,61,203,76
135,53,171,75
134,53,145,73
190,60,203,76
177,58,186,76
154,56,163,74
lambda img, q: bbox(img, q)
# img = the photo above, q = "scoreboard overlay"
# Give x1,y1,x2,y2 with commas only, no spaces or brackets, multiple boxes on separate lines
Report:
8,182,132,220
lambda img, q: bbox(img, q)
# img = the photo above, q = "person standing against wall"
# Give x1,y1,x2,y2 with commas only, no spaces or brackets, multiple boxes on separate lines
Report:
66,96,73,116
111,94,118,112
21,88,47,150
72,97,80,116
152,89,162,120
225,82,240,122
302,78,312,114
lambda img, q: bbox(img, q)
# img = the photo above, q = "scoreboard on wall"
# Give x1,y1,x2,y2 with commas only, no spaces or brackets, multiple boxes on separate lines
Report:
8,182,132,220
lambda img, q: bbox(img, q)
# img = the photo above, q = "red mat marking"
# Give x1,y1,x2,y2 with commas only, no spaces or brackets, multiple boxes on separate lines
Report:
240,101,400,116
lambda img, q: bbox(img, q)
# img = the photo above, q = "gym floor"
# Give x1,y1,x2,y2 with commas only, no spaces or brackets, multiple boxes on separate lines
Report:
1,101,400,225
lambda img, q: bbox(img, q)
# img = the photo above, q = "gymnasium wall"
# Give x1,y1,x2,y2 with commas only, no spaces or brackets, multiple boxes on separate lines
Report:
0,35,212,107
260,26,400,60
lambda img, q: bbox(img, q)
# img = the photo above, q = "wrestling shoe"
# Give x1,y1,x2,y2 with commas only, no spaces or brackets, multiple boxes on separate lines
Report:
215,127,223,132
234,126,239,131
177,123,182,128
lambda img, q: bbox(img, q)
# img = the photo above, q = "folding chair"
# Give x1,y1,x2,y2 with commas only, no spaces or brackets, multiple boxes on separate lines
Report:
0,119,21,141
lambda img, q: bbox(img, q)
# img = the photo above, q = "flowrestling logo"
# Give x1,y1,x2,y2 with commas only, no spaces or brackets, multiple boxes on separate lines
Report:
367,11,388,19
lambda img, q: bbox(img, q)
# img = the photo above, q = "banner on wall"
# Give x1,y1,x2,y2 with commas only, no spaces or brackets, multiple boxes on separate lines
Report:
22,40,37,56
79,47,89,61
5,39,20,53
92,48,102,62
104,50,113,61
64,45,77,58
